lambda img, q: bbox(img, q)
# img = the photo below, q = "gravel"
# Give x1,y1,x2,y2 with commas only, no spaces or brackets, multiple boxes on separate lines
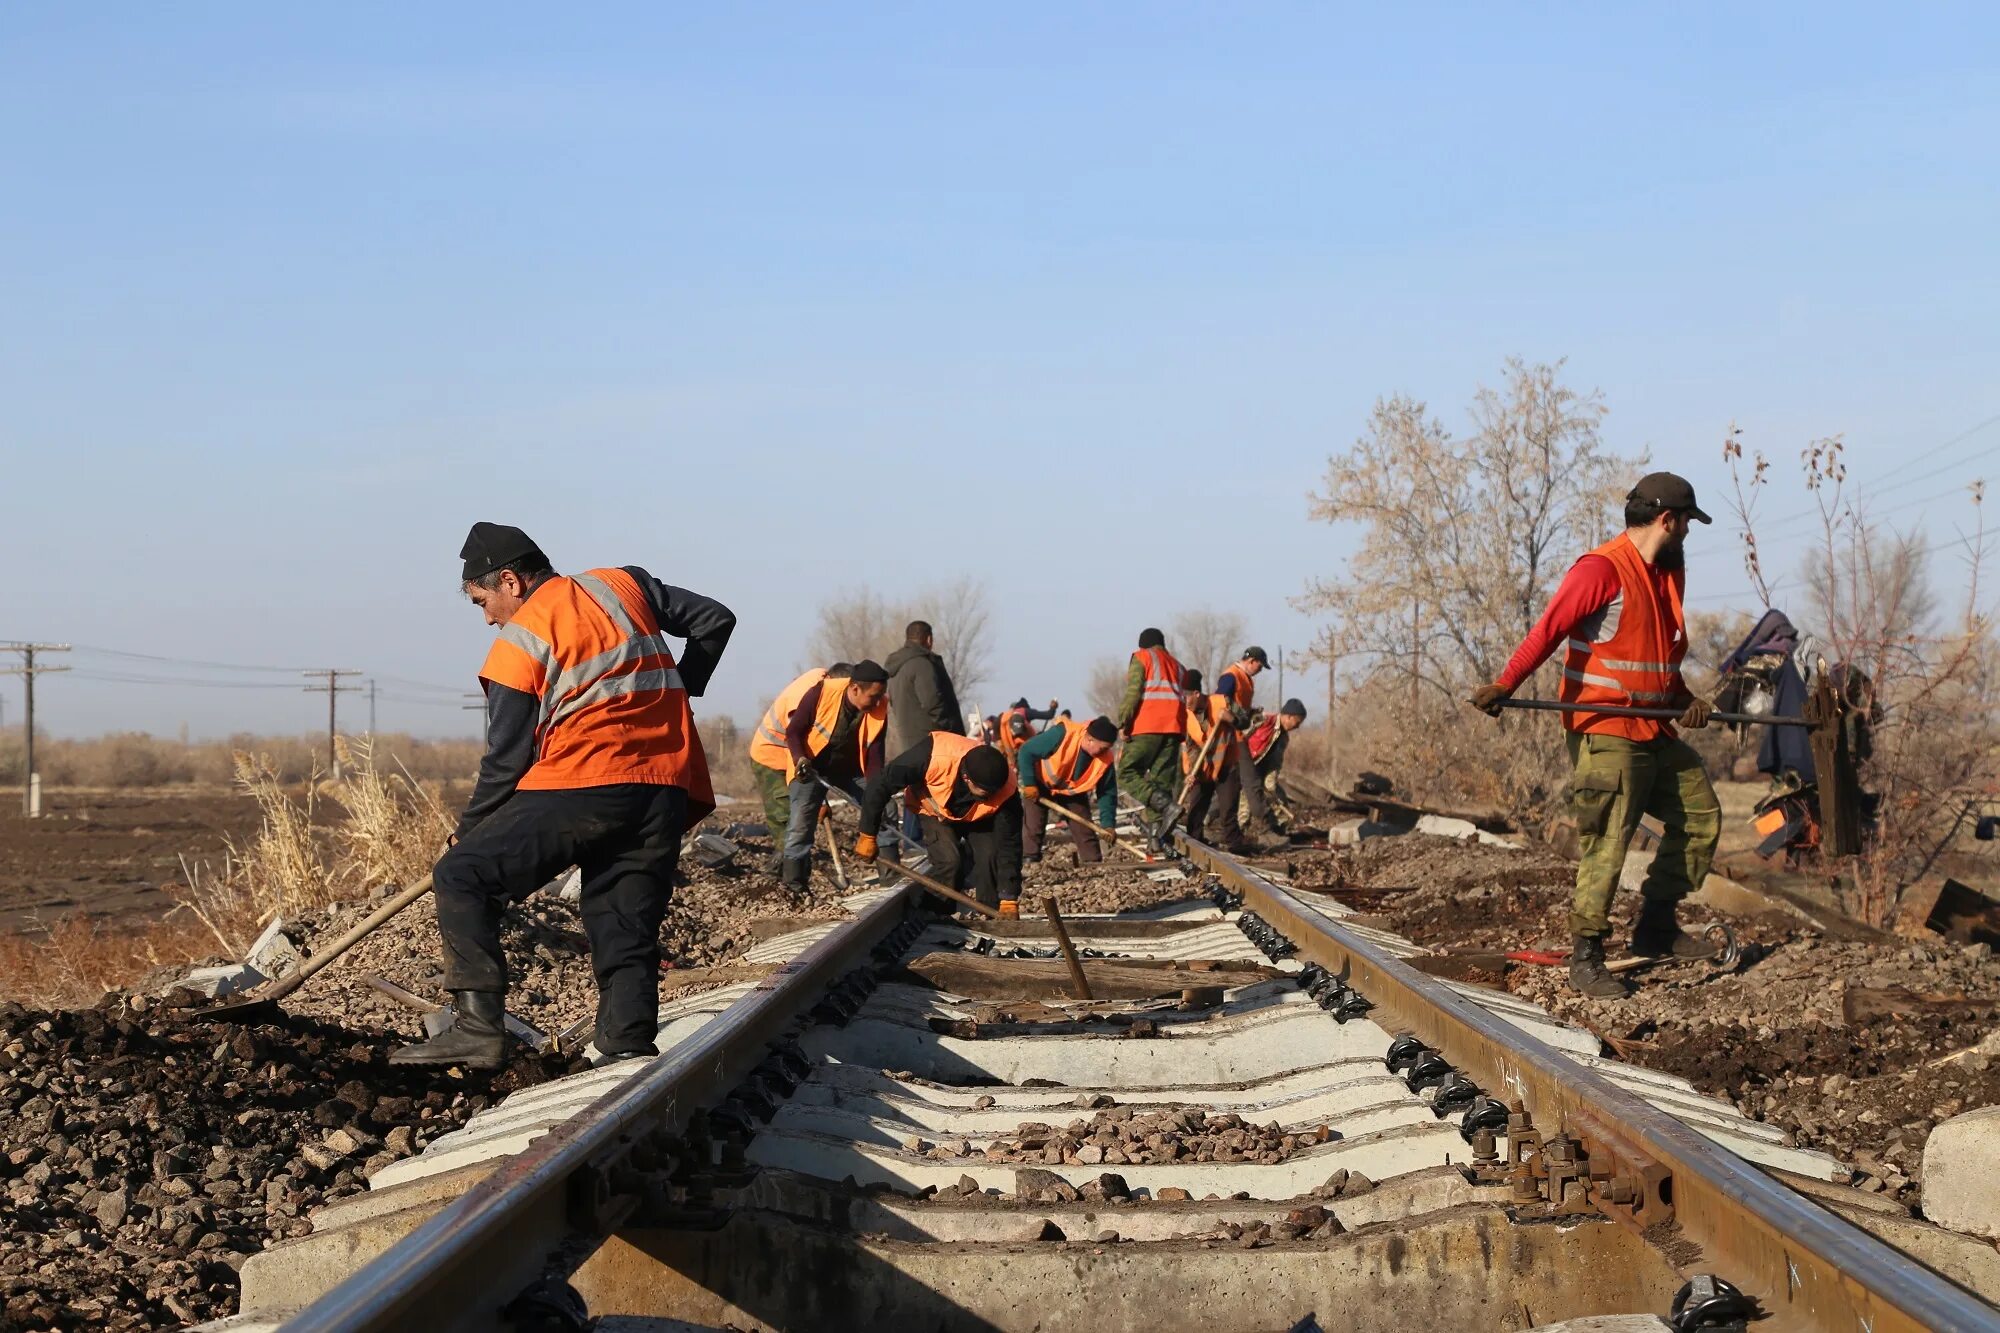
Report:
908,1103,1334,1170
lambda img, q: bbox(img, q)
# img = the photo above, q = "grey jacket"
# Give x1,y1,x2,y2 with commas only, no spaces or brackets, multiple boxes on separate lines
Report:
885,641,964,756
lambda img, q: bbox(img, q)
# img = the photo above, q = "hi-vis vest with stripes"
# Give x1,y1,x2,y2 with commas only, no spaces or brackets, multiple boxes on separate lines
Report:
746,668,885,779
1129,646,1186,736
1557,533,1687,742
747,668,829,776
1183,694,1236,779
477,567,713,813
1220,662,1256,716
1035,718,1114,797
911,732,1018,823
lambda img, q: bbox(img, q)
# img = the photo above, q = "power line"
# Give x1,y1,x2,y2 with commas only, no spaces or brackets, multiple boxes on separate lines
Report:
69,644,313,674
0,643,71,817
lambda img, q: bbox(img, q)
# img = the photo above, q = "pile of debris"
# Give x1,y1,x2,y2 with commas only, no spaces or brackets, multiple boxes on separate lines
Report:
0,998,571,1332
910,1103,1333,1168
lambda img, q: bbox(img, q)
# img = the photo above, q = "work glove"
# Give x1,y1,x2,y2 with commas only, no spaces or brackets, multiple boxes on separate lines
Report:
853,833,878,863
1022,784,1043,805
792,756,816,784
1469,683,1513,717
1677,696,1715,730
998,899,1020,920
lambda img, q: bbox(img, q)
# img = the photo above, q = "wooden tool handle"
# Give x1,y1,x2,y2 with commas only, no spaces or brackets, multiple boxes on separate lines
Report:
264,874,434,1000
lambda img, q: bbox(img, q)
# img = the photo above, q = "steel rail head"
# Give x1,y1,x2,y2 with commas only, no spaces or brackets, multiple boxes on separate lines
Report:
1177,835,2000,1333
282,885,920,1333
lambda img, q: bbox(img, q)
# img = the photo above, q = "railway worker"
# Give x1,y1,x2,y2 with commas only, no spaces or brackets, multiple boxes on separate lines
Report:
1017,715,1120,864
854,732,1024,917
1179,669,1248,851
1217,646,1279,837
393,522,735,1071
1244,698,1308,829
744,662,846,867
995,696,1058,760
1114,628,1187,839
747,660,895,892
1470,472,1722,999
886,621,964,859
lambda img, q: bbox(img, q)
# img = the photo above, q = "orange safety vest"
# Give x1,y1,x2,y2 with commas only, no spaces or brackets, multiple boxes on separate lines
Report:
1182,695,1237,780
1035,718,1114,797
996,706,1035,759
1220,662,1257,715
910,732,1018,823
746,667,884,778
1129,647,1186,736
1558,533,1687,742
478,567,714,816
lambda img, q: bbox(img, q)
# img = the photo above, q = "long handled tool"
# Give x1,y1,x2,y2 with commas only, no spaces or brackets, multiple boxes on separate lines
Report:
1490,699,1809,727
884,857,1004,919
1041,897,1094,1000
819,808,851,890
1034,795,1152,862
1156,717,1228,841
194,873,435,1022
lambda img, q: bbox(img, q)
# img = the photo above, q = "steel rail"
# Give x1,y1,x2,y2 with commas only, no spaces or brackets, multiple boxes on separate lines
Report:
282,884,919,1333
1179,835,2000,1333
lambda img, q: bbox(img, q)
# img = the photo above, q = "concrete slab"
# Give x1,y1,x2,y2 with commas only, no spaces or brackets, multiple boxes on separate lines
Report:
1923,1106,2000,1239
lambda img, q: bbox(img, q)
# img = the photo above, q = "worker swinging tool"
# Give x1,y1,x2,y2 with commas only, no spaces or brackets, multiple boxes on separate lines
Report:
1469,473,1731,1001
855,732,1026,918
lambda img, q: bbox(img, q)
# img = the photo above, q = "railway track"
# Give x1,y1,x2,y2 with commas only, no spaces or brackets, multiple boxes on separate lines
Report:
201,838,2000,1333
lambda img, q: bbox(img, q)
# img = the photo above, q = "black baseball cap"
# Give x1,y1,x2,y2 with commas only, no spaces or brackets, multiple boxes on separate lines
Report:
1629,473,1712,524
1243,646,1270,666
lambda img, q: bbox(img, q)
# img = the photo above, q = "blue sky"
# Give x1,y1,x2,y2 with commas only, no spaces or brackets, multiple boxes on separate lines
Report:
4,5,1997,737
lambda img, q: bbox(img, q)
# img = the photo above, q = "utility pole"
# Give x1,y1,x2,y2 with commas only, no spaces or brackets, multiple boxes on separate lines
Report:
367,679,377,736
1,643,71,816
463,692,488,743
302,669,360,777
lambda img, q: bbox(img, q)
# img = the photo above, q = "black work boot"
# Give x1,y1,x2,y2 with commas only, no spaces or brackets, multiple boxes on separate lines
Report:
778,855,812,894
1568,936,1632,999
389,991,507,1070
1630,900,1718,959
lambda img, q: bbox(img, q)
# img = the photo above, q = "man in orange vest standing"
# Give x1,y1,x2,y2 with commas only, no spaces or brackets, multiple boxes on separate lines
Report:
1217,646,1280,841
1017,715,1120,864
854,732,1024,916
746,661,893,892
1115,628,1186,840
394,523,735,1070
1178,669,1247,850
1472,473,1722,999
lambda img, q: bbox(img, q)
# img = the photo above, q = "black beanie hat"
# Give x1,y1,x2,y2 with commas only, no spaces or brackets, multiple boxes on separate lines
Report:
962,746,1008,791
847,659,889,686
1181,668,1204,691
1281,698,1307,718
460,522,547,582
1086,716,1119,743
1138,627,1165,649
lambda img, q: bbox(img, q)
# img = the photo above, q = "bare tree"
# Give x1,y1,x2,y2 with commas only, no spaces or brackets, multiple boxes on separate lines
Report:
1085,657,1128,719
910,576,994,701
1170,608,1248,685
1295,358,1637,696
804,579,995,699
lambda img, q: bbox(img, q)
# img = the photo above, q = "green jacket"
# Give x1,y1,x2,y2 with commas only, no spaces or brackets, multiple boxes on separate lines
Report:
1116,657,1146,730
1015,725,1118,828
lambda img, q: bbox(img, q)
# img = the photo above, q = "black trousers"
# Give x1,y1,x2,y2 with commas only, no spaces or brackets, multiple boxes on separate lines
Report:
1235,746,1275,830
1184,758,1242,846
434,783,686,1055
1022,793,1102,863
920,813,1013,908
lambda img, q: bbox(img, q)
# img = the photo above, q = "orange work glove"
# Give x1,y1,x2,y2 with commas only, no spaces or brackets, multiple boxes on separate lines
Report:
1022,784,1043,805
998,899,1020,920
853,833,879,863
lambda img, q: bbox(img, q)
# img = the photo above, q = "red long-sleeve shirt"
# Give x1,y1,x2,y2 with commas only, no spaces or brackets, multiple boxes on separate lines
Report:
1498,552,1679,693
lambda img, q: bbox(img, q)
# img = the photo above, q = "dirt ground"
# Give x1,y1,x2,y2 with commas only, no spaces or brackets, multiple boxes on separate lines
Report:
1274,824,2000,1214
0,791,266,935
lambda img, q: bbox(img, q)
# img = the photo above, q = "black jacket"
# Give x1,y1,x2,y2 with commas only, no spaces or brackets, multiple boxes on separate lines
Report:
885,641,963,756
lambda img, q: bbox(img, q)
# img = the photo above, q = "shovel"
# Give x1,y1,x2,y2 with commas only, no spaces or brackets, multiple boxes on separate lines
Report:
192,874,434,1023
1034,795,1153,862
1488,698,1808,727
1156,717,1228,843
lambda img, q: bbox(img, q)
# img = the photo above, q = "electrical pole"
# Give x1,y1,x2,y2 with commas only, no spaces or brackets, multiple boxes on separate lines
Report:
1,643,71,816
463,692,488,743
302,670,360,777
368,679,377,736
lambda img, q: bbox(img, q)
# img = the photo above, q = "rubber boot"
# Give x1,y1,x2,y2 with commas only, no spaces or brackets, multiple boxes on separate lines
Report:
1630,900,1717,959
389,991,507,1070
1567,936,1632,999
778,855,812,894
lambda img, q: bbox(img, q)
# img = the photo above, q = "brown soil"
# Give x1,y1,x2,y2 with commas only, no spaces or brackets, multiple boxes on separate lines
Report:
0,793,264,934
1279,833,2000,1212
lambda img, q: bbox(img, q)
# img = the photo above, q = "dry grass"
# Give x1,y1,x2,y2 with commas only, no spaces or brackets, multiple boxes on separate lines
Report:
0,740,453,1006
0,730,484,789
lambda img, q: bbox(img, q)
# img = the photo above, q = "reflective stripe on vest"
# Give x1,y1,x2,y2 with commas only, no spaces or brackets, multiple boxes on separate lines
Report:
1556,534,1688,738
804,674,886,777
912,732,1018,822
476,566,711,806
1037,719,1113,797
748,668,832,774
1130,647,1186,735
1182,695,1236,779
